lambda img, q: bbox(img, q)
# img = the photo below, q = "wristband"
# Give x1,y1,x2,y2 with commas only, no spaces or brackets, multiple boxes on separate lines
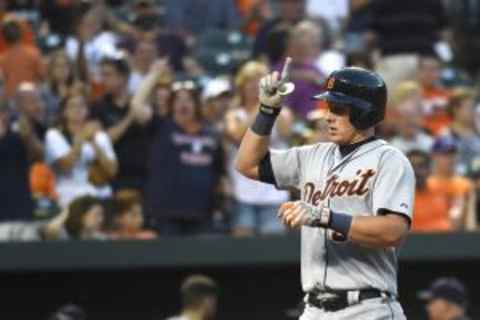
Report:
251,104,281,136
329,210,353,237
259,103,281,116
301,202,352,237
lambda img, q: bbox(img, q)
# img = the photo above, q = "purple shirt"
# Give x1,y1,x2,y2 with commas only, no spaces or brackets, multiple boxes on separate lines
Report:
275,61,325,118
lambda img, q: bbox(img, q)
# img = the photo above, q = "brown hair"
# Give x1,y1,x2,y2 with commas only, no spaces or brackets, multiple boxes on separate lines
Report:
447,87,475,117
181,275,218,308
114,189,142,216
65,195,101,239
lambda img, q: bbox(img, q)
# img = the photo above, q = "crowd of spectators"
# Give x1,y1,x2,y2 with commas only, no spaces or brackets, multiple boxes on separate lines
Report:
1,0,480,241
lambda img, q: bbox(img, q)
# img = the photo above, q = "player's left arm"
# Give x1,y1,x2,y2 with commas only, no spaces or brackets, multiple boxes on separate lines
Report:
280,150,415,249
343,212,410,248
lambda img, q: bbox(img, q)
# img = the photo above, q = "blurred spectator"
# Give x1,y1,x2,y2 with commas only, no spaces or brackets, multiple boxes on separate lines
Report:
0,102,36,221
389,81,434,154
128,40,158,94
202,77,233,131
30,162,60,220
368,0,449,91
311,18,346,77
65,8,118,81
236,0,272,36
166,274,219,320
45,94,118,208
107,189,157,240
47,303,87,320
91,57,151,192
418,54,451,136
0,207,68,242
343,0,371,56
165,0,240,36
136,65,225,236
280,21,325,118
224,61,292,236
0,19,45,98
441,88,480,176
428,137,477,231
64,195,107,240
303,108,329,144
418,277,471,320
39,0,79,37
151,69,174,118
446,0,480,81
253,0,305,63
306,0,348,35
42,50,75,125
408,150,452,232
12,82,46,159
0,13,35,54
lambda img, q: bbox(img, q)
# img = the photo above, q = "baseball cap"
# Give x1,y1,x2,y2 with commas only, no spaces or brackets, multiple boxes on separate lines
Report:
202,77,232,101
418,277,468,306
431,136,458,154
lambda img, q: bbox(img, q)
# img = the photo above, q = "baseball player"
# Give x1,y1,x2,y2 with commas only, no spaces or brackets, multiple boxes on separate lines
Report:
166,275,219,320
235,58,415,319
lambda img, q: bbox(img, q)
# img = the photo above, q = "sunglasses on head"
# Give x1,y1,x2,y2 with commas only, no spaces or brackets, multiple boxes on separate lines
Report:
171,80,197,92
328,102,350,116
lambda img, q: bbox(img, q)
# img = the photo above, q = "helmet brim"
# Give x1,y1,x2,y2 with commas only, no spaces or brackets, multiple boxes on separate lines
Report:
312,91,371,111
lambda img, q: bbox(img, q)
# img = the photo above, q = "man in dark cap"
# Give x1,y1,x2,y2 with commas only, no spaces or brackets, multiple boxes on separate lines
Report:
418,277,470,320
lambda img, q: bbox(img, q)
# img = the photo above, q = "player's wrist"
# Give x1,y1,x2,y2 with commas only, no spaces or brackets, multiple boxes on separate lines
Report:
251,105,280,136
259,103,281,115
306,205,352,237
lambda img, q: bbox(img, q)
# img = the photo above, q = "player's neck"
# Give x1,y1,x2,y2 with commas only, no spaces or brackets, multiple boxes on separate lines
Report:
338,134,377,157
349,128,375,144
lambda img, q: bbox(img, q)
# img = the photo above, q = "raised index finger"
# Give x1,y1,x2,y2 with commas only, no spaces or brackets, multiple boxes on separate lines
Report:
280,56,292,83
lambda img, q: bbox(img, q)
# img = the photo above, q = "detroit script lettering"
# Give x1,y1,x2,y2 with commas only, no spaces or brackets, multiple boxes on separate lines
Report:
303,169,376,206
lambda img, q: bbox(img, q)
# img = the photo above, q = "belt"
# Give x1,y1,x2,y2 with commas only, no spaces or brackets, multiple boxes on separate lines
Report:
306,288,392,312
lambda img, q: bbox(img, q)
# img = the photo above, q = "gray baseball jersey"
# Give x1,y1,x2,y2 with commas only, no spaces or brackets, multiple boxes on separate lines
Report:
270,139,415,295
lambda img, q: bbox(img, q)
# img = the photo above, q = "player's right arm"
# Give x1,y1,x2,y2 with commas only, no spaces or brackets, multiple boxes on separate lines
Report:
235,58,295,181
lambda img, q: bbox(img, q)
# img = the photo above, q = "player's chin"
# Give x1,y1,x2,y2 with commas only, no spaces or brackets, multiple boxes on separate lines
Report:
327,131,344,144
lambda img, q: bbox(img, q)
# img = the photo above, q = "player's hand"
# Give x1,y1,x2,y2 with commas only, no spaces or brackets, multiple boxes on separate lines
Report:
258,57,295,108
278,201,316,229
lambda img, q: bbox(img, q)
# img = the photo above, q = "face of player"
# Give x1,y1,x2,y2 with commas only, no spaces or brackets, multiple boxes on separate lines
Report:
325,102,364,145
203,295,218,320
82,205,104,235
116,204,144,232
427,298,453,320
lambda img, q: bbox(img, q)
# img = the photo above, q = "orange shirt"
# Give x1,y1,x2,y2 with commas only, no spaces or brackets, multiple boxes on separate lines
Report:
428,175,472,198
0,44,45,97
412,186,451,232
421,86,451,136
412,175,472,232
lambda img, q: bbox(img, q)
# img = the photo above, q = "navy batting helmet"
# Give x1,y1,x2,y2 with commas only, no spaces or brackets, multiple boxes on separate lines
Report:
313,67,387,130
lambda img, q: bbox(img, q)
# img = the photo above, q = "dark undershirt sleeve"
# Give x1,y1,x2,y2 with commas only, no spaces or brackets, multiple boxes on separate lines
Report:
258,151,278,186
378,208,412,229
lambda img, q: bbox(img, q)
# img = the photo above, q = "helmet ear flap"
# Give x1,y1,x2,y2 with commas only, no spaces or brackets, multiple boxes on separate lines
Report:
349,107,379,130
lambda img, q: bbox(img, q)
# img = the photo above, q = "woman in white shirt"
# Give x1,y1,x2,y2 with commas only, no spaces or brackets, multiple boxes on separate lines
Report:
45,94,118,208
224,61,294,236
